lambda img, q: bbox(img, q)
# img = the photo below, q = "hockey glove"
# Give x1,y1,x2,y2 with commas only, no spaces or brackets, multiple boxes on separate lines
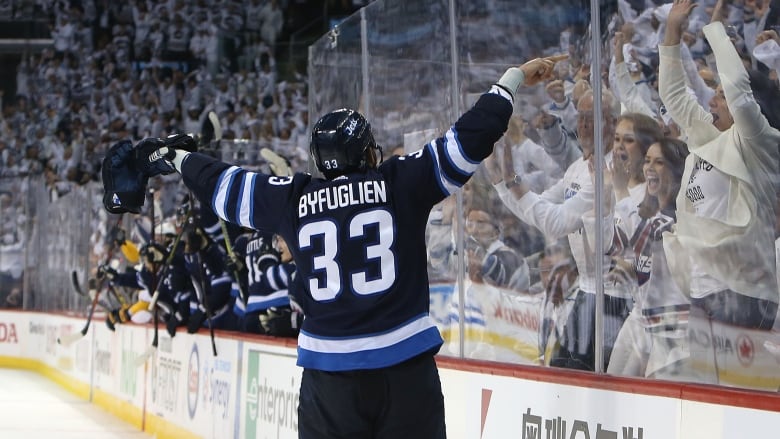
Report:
166,311,184,337
97,264,118,281
226,255,244,274
106,304,131,331
102,140,148,214
134,134,198,178
140,242,167,264
162,133,198,152
259,306,302,337
187,308,207,334
105,314,116,331
239,312,266,334
133,137,175,177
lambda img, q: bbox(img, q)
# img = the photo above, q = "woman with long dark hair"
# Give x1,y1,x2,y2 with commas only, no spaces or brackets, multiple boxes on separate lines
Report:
608,137,691,379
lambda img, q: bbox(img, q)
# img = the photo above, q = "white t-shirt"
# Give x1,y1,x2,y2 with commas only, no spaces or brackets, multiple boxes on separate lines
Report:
686,157,731,297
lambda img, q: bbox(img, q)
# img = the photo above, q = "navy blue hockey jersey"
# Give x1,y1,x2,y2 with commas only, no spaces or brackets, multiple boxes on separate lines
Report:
180,90,513,371
232,230,294,313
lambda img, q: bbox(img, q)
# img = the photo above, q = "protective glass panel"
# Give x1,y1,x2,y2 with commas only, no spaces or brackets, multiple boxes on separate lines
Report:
5,0,775,395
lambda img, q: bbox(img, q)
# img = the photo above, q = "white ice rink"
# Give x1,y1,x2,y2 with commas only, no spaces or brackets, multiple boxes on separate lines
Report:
0,368,151,439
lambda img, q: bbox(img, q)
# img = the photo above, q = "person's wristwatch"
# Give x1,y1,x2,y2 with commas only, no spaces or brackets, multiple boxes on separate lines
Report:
505,174,522,188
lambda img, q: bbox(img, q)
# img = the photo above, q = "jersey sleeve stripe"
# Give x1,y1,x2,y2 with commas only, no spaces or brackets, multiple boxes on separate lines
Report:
427,142,460,196
435,139,470,186
213,166,241,222
444,128,480,172
235,172,246,225
278,265,289,286
246,290,290,311
239,172,256,228
203,221,221,235
266,266,280,290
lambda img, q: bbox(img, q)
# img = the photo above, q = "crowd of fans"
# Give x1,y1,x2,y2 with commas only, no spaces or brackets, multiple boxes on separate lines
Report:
0,0,371,306
0,0,376,197
424,0,780,387
2,0,780,390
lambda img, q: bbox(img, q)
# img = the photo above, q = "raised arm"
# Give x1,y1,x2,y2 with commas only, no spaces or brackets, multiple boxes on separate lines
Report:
659,0,715,135
704,14,772,140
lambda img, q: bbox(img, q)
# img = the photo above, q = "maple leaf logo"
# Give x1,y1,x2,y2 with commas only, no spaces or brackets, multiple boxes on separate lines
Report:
736,334,754,367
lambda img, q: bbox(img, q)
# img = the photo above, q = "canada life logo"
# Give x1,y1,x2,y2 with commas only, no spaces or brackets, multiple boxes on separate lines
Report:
187,343,200,419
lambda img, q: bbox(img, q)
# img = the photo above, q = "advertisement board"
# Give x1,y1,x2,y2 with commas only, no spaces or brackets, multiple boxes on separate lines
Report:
240,346,301,439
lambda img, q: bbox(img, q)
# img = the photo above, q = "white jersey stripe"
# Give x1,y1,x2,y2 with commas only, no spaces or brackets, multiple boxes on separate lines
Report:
239,172,256,227
444,129,479,174
298,315,438,354
248,289,289,307
428,142,459,196
213,166,241,221
266,266,280,290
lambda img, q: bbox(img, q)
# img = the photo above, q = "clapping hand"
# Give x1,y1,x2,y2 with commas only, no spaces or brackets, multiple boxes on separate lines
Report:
608,149,631,201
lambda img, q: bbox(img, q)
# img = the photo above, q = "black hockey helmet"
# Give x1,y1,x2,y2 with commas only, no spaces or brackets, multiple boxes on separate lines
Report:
310,108,379,179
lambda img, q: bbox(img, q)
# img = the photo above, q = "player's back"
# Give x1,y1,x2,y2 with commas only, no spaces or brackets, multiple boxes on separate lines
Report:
286,163,445,371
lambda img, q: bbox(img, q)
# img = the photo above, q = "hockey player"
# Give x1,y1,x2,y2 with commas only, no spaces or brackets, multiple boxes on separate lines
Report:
256,234,301,337
99,240,192,334
123,56,563,439
182,220,237,333
232,230,300,335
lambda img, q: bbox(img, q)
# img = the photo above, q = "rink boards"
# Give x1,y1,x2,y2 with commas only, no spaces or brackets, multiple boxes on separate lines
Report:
0,310,778,439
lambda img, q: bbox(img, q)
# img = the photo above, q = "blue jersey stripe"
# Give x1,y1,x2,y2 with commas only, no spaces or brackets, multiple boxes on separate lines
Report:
428,142,460,196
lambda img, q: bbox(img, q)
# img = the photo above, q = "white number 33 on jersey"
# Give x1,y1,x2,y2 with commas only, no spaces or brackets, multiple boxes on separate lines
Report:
299,209,396,301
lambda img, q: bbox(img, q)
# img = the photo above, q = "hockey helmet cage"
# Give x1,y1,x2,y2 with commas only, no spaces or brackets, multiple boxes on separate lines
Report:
310,108,377,179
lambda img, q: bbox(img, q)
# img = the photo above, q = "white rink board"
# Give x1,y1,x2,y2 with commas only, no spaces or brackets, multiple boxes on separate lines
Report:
440,368,677,439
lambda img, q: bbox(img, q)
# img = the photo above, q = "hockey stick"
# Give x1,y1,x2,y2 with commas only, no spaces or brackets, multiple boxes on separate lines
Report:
136,204,194,368
57,283,102,346
149,188,162,359
260,147,292,177
71,270,86,296
147,206,191,311
192,249,218,357
59,215,125,346
208,111,222,147
219,219,247,307
136,189,164,367
72,270,125,309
